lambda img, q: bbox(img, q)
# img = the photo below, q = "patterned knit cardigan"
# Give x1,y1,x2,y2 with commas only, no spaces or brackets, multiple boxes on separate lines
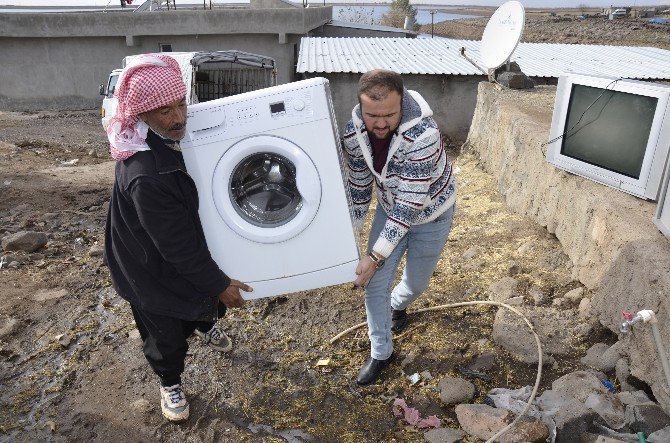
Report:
342,88,456,258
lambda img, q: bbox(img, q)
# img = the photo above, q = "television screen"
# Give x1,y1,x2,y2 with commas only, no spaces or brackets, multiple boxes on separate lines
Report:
561,84,658,179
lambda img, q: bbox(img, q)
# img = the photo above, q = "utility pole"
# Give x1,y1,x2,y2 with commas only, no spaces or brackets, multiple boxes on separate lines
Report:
430,10,437,38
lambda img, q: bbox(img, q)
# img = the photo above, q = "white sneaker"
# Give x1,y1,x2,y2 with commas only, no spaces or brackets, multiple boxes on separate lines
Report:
159,384,189,422
195,324,232,352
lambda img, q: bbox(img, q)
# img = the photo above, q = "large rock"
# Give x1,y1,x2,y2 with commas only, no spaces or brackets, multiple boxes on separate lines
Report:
499,417,549,443
552,399,600,443
438,376,476,405
423,428,465,443
492,306,588,363
581,342,622,372
465,82,670,415
487,277,519,302
625,403,670,435
2,231,47,252
455,404,512,441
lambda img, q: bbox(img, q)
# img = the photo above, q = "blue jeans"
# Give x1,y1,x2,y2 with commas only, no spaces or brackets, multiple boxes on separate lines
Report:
364,203,455,360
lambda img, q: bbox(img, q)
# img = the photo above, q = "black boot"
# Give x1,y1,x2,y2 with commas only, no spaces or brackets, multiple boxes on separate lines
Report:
356,353,394,386
391,309,408,332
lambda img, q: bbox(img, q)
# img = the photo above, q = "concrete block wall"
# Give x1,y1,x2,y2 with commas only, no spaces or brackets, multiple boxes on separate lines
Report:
0,7,330,110
465,81,670,413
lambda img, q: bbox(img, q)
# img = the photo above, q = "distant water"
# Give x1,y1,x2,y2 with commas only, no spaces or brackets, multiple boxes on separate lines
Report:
333,4,480,25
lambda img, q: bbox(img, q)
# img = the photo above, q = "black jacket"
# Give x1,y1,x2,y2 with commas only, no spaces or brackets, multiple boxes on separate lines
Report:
104,130,230,322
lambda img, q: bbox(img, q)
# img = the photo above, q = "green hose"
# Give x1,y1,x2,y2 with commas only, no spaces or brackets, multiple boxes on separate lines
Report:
637,431,647,443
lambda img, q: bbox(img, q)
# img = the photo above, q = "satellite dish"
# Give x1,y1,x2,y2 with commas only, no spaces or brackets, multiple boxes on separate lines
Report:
480,1,525,71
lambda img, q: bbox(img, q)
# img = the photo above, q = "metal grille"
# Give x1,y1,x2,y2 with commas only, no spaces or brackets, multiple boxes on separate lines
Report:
195,68,275,102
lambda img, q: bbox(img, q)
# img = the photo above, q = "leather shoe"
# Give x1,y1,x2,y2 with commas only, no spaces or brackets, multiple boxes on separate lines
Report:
391,309,408,332
356,353,394,386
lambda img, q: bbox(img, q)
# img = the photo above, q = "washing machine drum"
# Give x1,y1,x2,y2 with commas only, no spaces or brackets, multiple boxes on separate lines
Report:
212,135,322,244
230,152,302,227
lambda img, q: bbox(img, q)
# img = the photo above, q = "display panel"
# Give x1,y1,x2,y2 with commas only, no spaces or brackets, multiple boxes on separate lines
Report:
546,73,670,200
561,84,657,179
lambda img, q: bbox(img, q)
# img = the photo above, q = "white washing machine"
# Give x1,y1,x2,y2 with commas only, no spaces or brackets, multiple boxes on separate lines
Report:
181,77,360,299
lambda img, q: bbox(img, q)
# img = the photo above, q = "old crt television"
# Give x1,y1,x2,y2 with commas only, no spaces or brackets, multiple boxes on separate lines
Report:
546,73,670,200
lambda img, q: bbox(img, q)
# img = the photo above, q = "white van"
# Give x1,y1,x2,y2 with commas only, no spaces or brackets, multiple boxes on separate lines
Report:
99,50,276,130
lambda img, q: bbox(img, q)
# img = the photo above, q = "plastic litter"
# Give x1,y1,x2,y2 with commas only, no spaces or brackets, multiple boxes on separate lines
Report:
601,379,616,393
392,398,441,429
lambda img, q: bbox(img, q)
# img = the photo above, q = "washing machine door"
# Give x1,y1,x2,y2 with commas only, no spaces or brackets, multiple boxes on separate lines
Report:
212,135,321,243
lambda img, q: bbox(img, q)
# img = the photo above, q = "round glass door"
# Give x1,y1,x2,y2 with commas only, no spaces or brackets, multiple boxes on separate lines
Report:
230,153,302,227
211,135,321,244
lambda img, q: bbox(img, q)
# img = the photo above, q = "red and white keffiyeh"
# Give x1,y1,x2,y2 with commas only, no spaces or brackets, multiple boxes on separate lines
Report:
107,54,186,161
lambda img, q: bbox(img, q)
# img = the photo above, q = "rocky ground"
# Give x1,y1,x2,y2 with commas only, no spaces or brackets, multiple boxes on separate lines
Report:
422,9,670,50
2,9,670,443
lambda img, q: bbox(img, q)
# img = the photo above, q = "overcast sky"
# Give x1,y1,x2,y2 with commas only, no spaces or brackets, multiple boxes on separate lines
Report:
1,0,669,8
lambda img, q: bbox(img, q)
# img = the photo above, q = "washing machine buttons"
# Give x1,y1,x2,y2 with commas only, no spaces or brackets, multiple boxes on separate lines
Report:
293,99,305,111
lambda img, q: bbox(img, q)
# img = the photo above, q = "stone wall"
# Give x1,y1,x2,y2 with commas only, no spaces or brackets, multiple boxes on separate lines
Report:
465,81,670,412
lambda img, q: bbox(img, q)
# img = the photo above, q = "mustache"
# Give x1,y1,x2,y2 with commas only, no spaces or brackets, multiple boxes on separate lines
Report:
169,122,186,131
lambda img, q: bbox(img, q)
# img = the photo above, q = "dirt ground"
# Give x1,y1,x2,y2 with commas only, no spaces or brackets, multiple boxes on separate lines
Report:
0,112,606,443
2,8,663,442
422,8,670,50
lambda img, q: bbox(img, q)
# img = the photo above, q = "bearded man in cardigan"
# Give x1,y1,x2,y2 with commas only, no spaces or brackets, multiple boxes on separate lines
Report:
343,69,457,385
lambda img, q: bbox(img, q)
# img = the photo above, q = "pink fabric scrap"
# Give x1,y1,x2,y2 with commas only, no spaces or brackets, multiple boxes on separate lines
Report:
392,398,441,429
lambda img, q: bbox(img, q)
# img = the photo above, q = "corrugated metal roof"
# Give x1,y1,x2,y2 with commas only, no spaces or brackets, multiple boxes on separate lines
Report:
297,36,670,80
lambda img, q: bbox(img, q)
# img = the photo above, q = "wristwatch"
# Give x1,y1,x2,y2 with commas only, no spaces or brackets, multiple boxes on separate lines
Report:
368,252,386,269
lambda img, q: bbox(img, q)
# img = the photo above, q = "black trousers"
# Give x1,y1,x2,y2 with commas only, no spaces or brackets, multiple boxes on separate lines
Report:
130,302,227,387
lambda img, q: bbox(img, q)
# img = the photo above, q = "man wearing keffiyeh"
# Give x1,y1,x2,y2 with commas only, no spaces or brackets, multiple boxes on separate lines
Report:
103,54,253,422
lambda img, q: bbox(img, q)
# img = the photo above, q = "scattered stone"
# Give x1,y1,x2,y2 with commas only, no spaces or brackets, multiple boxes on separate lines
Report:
455,404,513,441
55,334,71,348
493,307,587,363
131,398,153,414
7,261,19,269
540,371,609,406
439,376,476,405
423,427,465,443
552,297,569,308
580,343,611,371
617,390,654,406
419,370,433,382
1,231,48,252
487,277,519,303
0,318,18,338
462,246,481,261
649,425,670,442
584,392,625,429
599,342,624,373
88,244,105,257
499,416,550,443
466,352,497,372
508,260,522,276
33,288,69,302
625,403,670,435
615,358,636,392
517,241,534,255
578,297,592,319
29,253,44,261
564,287,585,304
552,399,600,443
505,296,524,306
400,351,417,369
128,329,141,340
496,71,535,90
529,286,547,306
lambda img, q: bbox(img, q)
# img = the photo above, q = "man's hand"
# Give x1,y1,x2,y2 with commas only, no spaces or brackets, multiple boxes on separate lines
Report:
354,255,378,288
218,279,252,308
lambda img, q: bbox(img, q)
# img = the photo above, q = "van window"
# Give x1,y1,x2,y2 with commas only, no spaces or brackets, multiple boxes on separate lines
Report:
159,43,173,52
107,74,120,97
